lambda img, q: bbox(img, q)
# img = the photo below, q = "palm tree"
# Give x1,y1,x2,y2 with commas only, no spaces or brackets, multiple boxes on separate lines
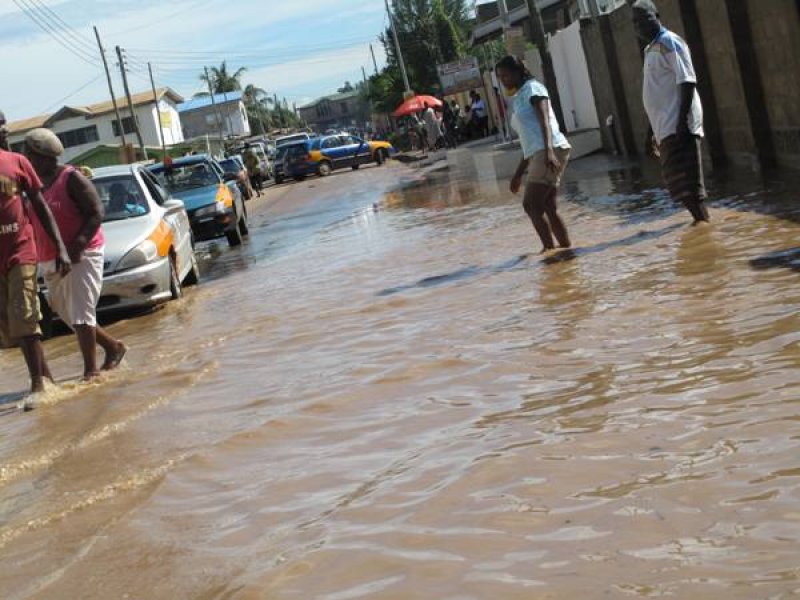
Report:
243,84,274,134
199,61,247,94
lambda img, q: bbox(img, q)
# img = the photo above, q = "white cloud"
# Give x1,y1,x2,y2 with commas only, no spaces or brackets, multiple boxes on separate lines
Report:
0,0,386,120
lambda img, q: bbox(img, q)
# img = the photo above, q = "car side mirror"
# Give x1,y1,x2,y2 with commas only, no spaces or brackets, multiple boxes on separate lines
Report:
163,197,184,213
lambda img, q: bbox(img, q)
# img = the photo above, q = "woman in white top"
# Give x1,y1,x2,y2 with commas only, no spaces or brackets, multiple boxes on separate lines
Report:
496,56,572,252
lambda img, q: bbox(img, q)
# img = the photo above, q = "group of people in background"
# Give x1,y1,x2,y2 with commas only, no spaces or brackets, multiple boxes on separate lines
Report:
0,114,126,408
407,90,493,154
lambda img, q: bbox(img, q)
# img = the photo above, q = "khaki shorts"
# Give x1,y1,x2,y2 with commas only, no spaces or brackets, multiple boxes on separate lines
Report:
0,264,42,347
527,147,571,187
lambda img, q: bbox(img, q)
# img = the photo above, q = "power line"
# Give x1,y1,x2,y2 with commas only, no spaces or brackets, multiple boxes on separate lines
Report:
39,74,104,114
12,0,98,66
26,0,95,50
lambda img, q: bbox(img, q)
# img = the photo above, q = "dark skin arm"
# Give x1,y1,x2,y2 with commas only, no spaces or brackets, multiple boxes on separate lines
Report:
25,188,71,276
646,126,660,159
533,96,560,172
510,96,560,193
65,170,103,263
676,82,696,141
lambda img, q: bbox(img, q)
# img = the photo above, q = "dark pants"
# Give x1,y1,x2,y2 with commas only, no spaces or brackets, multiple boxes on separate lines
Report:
659,134,709,222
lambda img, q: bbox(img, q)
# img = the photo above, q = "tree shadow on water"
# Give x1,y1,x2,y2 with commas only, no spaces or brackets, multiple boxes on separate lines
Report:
377,222,683,296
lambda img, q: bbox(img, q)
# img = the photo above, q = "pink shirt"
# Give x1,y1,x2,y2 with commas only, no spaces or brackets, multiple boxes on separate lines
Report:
34,166,104,262
0,149,40,274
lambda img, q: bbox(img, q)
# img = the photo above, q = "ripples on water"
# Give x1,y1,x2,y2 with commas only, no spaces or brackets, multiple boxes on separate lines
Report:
2,157,800,599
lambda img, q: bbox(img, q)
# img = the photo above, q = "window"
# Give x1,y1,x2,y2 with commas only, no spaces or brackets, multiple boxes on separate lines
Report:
205,113,220,126
340,102,348,115
57,125,99,149
112,117,137,137
139,169,167,206
322,137,342,150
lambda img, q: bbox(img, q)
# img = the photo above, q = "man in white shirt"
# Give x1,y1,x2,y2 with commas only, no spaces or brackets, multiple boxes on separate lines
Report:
634,0,709,223
470,91,489,138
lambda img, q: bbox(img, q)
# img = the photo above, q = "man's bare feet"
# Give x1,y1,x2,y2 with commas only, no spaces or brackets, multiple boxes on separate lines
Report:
101,343,127,371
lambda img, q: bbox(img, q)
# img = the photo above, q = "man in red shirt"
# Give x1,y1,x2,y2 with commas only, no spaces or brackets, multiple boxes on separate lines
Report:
0,110,71,404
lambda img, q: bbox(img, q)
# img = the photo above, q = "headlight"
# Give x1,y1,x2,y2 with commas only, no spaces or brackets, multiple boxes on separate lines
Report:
194,201,226,218
117,239,158,271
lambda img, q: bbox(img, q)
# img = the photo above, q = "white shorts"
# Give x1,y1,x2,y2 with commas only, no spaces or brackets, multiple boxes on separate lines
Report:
42,248,104,329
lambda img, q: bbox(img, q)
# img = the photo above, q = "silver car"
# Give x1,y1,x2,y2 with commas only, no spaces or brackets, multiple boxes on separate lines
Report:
88,164,199,313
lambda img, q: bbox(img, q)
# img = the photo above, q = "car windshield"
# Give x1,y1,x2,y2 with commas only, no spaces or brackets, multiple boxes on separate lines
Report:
218,159,239,174
150,162,219,192
94,176,150,222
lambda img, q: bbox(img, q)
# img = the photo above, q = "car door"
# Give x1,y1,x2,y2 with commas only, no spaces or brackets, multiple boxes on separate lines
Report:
320,136,346,169
349,136,372,165
140,168,193,278
339,135,362,166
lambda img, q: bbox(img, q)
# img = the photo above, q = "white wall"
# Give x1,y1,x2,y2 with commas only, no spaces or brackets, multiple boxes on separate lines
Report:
523,21,600,133
549,20,600,132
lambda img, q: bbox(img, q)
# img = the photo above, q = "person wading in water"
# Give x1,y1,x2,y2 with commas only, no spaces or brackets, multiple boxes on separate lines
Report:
633,0,710,224
25,128,127,380
496,56,572,253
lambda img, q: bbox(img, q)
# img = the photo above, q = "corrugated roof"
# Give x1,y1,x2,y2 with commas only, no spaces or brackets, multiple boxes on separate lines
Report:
177,91,244,113
6,87,184,135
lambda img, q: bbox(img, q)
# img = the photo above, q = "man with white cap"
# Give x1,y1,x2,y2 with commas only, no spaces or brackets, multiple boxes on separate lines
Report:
25,128,127,381
0,112,71,403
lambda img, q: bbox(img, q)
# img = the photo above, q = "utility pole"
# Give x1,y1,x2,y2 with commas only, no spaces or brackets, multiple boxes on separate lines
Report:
274,93,283,129
115,45,147,159
524,0,566,131
94,27,127,154
362,65,374,132
204,66,225,146
384,0,412,96
370,43,380,76
148,62,167,160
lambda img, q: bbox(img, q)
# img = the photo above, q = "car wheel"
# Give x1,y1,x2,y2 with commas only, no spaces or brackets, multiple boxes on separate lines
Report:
169,254,183,300
318,161,332,177
376,149,386,165
351,164,360,170
184,252,200,286
275,175,283,184
225,215,243,247
239,213,249,237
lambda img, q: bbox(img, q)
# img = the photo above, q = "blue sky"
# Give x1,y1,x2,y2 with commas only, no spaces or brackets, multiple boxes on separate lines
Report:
0,0,388,122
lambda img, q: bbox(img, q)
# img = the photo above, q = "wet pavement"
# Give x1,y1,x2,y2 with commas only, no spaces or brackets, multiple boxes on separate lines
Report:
2,155,800,599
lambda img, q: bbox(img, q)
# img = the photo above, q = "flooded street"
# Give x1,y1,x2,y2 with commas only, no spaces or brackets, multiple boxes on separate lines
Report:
2,155,800,599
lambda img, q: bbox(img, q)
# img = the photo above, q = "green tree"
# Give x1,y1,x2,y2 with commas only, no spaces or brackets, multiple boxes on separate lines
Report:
381,0,470,94
199,61,247,94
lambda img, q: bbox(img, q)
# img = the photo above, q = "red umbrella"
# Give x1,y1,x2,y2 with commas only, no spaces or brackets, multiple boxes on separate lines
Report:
392,95,443,117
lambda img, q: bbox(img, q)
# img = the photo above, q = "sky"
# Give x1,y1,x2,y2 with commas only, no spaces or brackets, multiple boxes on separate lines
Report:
0,0,389,123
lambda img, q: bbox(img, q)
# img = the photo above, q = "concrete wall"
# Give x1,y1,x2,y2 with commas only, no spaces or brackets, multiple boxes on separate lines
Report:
747,0,800,169
579,0,800,171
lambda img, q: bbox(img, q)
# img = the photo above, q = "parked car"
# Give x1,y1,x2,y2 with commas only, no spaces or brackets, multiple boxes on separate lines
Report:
41,164,199,318
218,155,255,201
273,141,307,184
149,155,249,247
285,135,395,179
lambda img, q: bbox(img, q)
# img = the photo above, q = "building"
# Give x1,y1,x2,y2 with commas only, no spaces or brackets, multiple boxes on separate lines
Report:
178,91,251,141
298,91,367,133
5,88,184,163
472,0,627,42
579,0,800,170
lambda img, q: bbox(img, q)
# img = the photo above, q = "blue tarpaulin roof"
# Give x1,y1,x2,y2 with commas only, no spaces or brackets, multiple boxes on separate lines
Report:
178,91,243,113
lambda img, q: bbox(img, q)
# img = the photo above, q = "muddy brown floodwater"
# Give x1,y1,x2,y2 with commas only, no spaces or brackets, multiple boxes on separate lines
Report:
2,154,800,599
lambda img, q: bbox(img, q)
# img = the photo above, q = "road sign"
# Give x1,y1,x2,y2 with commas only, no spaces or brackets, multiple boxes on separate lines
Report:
437,57,483,96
